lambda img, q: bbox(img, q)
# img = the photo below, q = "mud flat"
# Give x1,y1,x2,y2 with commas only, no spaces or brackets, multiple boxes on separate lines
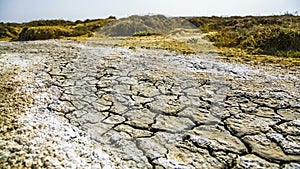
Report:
0,39,299,168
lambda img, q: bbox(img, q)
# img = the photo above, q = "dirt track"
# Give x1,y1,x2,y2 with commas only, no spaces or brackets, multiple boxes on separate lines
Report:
0,38,300,168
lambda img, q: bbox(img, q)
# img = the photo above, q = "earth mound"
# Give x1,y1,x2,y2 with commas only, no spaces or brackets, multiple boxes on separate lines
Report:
98,15,196,37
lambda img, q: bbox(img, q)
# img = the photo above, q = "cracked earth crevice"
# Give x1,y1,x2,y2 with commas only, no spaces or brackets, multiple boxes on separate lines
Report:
1,38,300,168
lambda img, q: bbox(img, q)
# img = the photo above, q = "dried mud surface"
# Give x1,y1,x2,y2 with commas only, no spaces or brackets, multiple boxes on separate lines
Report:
0,37,300,168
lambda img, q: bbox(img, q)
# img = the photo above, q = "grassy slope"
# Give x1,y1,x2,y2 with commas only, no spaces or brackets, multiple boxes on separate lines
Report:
0,17,116,41
188,15,300,58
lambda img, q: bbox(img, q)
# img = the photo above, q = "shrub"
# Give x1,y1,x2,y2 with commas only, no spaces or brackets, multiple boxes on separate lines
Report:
22,20,75,27
72,25,89,36
241,26,300,56
0,24,19,39
193,15,300,57
17,26,71,41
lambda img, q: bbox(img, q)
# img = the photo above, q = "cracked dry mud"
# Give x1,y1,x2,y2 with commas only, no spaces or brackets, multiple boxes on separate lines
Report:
0,39,300,168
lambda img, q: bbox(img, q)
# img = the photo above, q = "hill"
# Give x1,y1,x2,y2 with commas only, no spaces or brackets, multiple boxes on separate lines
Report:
0,17,116,41
98,15,196,36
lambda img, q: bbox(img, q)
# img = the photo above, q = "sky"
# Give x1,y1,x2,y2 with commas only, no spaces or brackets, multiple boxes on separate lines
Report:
0,0,299,23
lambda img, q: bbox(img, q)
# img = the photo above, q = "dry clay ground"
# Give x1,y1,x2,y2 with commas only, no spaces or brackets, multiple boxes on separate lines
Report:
0,29,300,168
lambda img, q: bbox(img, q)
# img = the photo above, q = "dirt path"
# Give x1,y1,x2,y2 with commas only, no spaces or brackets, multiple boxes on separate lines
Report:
0,39,300,168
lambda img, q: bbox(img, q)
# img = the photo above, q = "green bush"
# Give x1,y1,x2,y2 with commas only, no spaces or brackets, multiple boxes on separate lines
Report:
72,25,89,36
17,26,71,41
192,15,300,58
0,24,19,39
240,26,300,56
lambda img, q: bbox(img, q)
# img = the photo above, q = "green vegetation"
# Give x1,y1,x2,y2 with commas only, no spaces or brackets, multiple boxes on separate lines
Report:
188,14,300,58
0,23,21,40
0,17,115,41
17,26,71,41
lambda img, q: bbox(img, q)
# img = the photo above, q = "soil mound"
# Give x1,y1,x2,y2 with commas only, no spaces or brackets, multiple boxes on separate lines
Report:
98,15,196,37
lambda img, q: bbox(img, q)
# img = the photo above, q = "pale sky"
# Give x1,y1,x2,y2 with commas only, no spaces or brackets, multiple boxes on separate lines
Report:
0,0,299,23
